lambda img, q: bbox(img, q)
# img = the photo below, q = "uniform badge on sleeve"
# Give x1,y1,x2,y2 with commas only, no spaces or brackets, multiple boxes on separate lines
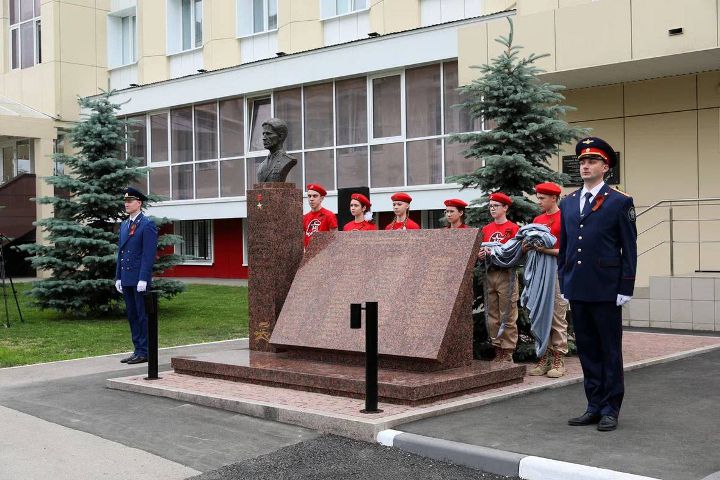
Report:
628,206,636,222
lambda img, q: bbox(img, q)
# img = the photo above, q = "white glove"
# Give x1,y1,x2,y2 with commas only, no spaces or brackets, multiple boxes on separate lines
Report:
560,293,567,302
616,294,632,306
137,280,147,293
115,280,122,294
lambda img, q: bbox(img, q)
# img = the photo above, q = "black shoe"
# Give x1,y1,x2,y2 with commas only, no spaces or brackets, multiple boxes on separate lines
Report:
597,415,618,432
126,356,148,364
120,354,136,363
568,412,601,426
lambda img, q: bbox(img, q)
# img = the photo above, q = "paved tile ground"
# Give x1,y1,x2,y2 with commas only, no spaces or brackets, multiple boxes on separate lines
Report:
111,331,720,423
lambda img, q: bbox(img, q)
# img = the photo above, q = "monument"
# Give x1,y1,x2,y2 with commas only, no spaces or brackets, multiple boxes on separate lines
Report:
173,228,526,405
246,118,303,351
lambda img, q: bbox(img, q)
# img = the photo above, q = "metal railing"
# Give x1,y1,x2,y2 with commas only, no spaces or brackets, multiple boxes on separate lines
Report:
636,197,720,276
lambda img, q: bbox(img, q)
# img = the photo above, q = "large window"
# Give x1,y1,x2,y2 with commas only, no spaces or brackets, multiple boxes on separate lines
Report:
237,0,277,36
175,220,213,262
139,61,486,202
10,0,41,69
108,11,137,68
169,0,202,52
321,0,367,18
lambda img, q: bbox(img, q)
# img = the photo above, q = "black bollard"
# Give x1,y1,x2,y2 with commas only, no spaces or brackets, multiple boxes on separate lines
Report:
143,291,160,380
350,302,382,414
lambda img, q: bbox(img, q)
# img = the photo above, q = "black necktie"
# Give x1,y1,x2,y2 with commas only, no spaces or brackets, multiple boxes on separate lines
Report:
581,192,593,217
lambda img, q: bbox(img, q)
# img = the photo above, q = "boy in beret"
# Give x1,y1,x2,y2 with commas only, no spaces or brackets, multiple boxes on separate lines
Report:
115,187,158,365
560,137,637,432
479,192,520,363
386,192,420,230
303,183,338,247
527,182,569,378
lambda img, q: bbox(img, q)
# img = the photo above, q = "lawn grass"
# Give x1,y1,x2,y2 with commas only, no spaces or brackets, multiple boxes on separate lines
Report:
0,283,248,368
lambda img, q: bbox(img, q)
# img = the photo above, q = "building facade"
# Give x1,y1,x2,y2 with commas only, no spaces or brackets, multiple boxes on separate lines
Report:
5,0,720,287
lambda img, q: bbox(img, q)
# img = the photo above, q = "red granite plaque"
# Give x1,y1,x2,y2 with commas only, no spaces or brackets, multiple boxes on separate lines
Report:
247,183,303,351
269,229,481,370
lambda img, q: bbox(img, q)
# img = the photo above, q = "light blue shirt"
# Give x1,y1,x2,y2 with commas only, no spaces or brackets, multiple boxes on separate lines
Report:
580,182,605,214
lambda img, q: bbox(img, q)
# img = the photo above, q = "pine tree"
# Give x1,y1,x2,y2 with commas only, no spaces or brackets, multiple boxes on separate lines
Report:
448,17,585,225
447,18,586,360
20,92,185,315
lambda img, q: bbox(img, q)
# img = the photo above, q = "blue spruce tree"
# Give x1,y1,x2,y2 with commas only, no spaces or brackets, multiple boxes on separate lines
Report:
20,93,184,315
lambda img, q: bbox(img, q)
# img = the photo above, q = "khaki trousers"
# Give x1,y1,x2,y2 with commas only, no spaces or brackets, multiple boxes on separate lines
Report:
551,277,569,354
486,269,519,350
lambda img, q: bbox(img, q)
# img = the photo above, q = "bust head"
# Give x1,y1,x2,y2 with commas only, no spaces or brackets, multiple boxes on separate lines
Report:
261,118,288,152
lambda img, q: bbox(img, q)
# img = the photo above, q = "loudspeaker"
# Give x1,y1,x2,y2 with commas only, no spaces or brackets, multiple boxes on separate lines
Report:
337,186,371,229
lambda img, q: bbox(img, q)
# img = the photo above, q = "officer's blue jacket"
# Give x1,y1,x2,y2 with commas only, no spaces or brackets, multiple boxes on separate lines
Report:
115,213,158,287
558,184,637,302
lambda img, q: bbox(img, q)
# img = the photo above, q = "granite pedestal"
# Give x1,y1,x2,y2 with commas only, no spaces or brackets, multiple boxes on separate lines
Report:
246,182,303,351
174,229,526,404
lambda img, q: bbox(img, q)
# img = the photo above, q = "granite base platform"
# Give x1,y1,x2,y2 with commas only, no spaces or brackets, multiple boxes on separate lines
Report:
170,349,526,406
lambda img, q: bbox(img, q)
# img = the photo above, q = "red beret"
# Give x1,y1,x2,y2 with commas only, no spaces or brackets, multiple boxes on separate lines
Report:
535,182,561,196
351,193,371,209
306,183,327,197
391,192,412,203
444,198,468,208
489,192,512,206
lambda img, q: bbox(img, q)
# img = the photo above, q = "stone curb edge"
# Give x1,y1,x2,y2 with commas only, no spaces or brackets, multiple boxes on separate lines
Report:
377,429,661,480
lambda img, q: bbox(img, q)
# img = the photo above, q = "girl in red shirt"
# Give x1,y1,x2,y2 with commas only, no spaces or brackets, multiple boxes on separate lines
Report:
343,193,377,231
444,198,469,229
385,192,420,230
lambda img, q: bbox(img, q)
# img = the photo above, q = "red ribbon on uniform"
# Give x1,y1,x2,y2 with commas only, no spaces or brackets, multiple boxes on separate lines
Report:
129,223,137,236
592,195,605,212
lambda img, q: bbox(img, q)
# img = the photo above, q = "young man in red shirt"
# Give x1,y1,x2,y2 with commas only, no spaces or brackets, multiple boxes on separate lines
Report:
303,183,338,247
527,182,569,377
478,192,520,363
385,192,420,230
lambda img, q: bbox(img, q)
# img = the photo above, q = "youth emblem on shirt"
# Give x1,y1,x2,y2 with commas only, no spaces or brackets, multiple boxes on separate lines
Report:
306,219,322,237
489,231,505,242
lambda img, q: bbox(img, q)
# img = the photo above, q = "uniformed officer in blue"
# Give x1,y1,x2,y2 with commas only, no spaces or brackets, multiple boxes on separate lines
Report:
558,137,637,432
115,187,158,365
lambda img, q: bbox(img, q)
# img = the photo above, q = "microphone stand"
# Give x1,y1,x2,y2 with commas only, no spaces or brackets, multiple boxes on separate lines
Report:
0,233,24,328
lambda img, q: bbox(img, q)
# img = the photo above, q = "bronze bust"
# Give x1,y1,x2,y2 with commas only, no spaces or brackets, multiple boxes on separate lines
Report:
256,118,298,183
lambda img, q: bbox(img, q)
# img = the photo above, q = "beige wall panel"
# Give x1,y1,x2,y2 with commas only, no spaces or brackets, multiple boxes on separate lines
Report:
458,23,488,86
625,111,698,206
564,84,624,123
208,0,236,39
556,0,631,71
96,66,109,93
698,108,720,198
624,75,697,116
517,0,558,16
138,0,167,57
488,10,556,73
670,205,700,276
58,0,100,8
483,0,516,15
698,71,720,109
95,9,107,68
59,63,99,120
57,2,97,65
138,56,169,85
558,0,593,6
204,39,242,71
632,0,718,59
378,0,419,35
287,21,323,53
3,63,56,115
636,207,673,283
699,204,720,271
369,1,384,34
289,0,320,23
39,0,60,64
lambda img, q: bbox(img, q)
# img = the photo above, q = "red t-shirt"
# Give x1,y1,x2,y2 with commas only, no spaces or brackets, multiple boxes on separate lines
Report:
303,208,338,246
343,220,377,231
385,219,421,230
533,210,561,249
482,220,519,244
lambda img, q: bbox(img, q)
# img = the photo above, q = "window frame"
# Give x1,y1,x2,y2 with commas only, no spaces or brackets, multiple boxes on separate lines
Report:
236,0,278,38
175,219,214,265
320,0,369,20
9,0,41,70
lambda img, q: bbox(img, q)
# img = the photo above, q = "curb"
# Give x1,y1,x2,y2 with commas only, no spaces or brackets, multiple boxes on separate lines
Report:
377,430,661,480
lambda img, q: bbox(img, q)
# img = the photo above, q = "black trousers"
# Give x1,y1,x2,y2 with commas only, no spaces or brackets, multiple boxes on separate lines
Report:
570,301,624,417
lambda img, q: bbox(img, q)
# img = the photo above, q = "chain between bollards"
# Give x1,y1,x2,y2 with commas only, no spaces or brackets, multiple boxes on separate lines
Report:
143,290,160,381
350,301,382,414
